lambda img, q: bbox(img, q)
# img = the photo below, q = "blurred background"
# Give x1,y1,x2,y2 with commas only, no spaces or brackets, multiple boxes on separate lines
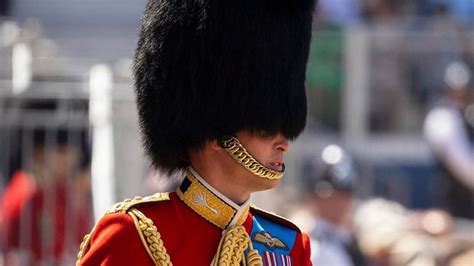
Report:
0,0,473,265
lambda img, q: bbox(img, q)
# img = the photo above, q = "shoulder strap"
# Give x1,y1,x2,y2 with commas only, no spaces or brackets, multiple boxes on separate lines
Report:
76,193,172,266
250,204,301,233
107,192,171,214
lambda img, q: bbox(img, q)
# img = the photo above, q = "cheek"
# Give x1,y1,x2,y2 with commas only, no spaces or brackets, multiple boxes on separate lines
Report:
235,133,274,162
54,150,78,173
247,142,272,162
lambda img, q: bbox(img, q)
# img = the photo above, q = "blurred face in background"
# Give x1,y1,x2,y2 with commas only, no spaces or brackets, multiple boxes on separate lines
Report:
31,144,80,184
449,86,472,109
312,190,353,227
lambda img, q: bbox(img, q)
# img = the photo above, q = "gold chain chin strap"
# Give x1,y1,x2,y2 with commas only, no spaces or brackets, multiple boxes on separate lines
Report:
211,225,263,266
220,136,284,180
128,208,172,266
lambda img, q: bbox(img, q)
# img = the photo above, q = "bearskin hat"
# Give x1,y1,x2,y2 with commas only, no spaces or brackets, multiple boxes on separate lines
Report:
133,0,315,174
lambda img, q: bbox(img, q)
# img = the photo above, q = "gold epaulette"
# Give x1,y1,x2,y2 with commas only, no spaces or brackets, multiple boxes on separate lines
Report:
76,193,172,266
106,192,171,214
250,204,301,233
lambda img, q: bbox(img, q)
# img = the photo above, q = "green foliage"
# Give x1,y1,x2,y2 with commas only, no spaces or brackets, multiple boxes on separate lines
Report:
305,29,344,92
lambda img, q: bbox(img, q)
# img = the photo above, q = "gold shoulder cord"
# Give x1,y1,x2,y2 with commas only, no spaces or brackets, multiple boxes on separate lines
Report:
76,193,172,266
211,225,263,266
128,208,172,266
220,136,284,180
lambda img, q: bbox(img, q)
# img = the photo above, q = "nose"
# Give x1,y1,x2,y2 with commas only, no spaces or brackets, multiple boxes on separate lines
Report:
275,137,289,152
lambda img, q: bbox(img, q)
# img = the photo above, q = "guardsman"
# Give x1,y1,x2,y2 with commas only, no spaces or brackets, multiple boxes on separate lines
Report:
424,61,474,219
76,0,315,265
0,98,91,265
305,145,366,266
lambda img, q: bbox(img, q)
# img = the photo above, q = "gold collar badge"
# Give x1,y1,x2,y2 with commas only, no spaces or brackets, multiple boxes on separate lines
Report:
177,169,250,230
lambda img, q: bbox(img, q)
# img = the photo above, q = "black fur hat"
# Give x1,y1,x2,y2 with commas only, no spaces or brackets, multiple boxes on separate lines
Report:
134,0,315,174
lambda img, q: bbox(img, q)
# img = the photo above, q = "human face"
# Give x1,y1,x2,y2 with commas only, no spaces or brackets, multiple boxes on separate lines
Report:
232,131,290,190
32,145,79,184
451,88,472,109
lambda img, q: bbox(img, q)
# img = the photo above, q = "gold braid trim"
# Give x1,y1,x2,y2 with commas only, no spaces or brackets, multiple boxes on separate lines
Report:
128,208,172,266
76,193,171,265
76,231,92,265
245,249,263,266
220,137,284,180
211,225,263,266
107,193,170,214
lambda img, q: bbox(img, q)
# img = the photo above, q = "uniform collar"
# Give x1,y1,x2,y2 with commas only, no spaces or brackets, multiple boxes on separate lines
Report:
176,167,250,230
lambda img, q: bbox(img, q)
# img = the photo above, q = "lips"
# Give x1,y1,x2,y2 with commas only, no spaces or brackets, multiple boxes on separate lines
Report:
268,162,285,172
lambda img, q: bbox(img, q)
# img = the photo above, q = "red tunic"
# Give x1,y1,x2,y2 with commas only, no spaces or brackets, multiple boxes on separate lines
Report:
78,172,312,266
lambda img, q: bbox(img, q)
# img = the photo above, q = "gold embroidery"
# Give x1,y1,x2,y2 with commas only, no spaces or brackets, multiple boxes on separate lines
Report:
106,193,170,214
175,170,265,265
76,230,93,265
220,136,284,180
177,171,239,229
76,193,171,265
192,192,220,216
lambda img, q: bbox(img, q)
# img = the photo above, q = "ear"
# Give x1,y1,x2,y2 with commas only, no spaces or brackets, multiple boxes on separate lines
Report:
209,139,222,151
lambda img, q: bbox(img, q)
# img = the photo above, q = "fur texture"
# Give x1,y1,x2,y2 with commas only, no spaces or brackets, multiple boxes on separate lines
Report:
133,0,315,174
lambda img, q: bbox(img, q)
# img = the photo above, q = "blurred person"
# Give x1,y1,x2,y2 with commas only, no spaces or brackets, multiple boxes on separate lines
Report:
353,198,471,266
76,0,316,265
361,0,420,133
407,2,463,109
353,198,412,266
424,61,474,219
305,145,367,266
446,248,474,266
361,0,399,21
447,0,474,26
0,99,92,265
416,0,474,25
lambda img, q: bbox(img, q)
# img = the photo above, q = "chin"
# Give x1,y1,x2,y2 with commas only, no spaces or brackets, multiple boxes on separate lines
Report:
252,177,281,192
